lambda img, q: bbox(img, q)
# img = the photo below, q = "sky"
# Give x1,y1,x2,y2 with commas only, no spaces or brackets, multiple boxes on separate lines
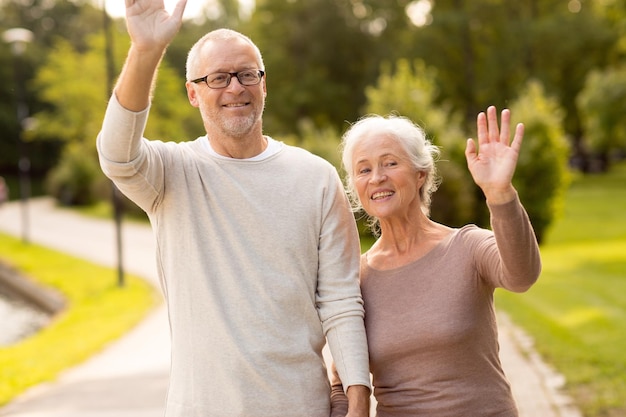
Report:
104,0,253,19
103,1,432,26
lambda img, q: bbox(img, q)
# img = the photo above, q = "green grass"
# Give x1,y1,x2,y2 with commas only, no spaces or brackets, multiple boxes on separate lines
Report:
496,162,626,417
0,233,159,406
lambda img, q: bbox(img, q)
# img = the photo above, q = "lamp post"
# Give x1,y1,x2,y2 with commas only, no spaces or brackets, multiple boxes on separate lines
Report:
103,1,125,287
2,28,34,244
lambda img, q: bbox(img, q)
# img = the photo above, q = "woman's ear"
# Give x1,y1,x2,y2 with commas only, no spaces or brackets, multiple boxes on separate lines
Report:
417,170,427,186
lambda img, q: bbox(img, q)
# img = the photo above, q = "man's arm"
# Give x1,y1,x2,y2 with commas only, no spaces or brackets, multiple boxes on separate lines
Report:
115,0,187,111
317,170,371,415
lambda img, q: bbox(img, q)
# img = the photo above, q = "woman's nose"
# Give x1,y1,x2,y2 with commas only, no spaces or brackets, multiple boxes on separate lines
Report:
370,168,387,183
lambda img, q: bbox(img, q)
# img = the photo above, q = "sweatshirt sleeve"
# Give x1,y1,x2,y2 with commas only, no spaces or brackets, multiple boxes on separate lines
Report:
97,93,149,163
96,94,164,212
316,167,371,392
476,193,542,292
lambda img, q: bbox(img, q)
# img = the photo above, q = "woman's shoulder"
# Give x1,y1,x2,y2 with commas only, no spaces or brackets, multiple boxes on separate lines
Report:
456,223,492,237
451,224,495,254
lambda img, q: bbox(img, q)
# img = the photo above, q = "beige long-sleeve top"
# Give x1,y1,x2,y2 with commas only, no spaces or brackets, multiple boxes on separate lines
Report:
332,196,541,417
97,95,370,417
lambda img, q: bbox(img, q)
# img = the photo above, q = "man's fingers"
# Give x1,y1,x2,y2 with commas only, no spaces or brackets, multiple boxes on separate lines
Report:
499,109,511,145
172,0,188,20
487,106,499,142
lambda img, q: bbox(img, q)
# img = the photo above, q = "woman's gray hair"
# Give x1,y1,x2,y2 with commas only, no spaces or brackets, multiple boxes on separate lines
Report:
186,28,265,81
341,114,441,232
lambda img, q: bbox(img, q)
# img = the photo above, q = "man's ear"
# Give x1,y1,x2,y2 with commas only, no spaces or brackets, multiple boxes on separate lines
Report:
263,75,267,98
186,82,200,108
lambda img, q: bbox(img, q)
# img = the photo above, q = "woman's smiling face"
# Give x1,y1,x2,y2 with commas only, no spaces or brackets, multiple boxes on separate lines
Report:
351,133,425,221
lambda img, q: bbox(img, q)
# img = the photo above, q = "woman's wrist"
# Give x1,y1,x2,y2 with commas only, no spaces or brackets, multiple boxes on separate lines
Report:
483,185,517,205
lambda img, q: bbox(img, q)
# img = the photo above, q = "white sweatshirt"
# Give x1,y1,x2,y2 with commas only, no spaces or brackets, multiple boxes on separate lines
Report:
97,95,370,417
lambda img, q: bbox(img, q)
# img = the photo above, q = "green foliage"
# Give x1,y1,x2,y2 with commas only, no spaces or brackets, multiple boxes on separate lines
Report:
0,0,108,172
364,59,439,122
28,30,202,145
1,0,106,51
508,80,571,243
26,37,106,145
2,0,624,213
26,27,202,206
0,233,158,406
407,1,527,119
145,62,205,141
525,5,616,137
279,120,342,170
496,162,626,417
246,0,377,134
577,65,626,165
406,0,617,165
44,142,103,205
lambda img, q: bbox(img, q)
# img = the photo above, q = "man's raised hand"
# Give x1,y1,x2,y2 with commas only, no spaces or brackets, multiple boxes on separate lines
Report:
125,0,187,50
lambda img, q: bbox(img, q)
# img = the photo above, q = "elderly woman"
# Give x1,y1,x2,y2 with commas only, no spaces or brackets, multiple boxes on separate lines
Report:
331,106,542,417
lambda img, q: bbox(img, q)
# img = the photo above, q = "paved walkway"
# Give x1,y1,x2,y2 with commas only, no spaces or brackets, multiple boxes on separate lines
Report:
0,198,582,417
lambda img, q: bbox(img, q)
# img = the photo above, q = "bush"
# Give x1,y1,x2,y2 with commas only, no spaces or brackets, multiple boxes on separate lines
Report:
577,65,626,171
45,143,101,206
509,80,571,243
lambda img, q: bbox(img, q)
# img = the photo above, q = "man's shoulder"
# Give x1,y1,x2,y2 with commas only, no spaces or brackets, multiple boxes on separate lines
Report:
279,143,334,169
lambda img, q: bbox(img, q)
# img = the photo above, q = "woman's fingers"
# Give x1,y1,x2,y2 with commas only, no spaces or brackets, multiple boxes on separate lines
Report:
478,106,516,147
476,111,488,147
511,122,525,153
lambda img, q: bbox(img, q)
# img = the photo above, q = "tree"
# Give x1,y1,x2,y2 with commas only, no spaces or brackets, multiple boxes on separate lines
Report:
0,0,116,174
576,65,626,171
405,0,617,170
27,31,202,204
245,0,377,135
405,0,528,124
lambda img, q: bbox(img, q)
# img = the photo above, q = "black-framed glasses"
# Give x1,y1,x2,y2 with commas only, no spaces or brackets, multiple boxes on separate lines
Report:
190,69,265,89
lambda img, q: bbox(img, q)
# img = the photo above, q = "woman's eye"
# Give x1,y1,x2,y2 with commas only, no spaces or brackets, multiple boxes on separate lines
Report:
358,168,370,175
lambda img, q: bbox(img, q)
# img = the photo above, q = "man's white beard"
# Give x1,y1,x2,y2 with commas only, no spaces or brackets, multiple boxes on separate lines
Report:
222,112,258,138
214,101,265,138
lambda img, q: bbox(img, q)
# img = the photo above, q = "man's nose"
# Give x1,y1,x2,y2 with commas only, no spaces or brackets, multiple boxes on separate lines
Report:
225,76,246,92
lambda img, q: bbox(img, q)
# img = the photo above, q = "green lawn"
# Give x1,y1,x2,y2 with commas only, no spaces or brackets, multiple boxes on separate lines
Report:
496,162,626,417
0,233,159,406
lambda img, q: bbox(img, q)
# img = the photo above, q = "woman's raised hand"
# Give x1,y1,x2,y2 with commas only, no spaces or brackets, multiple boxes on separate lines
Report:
125,0,187,50
465,106,524,204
